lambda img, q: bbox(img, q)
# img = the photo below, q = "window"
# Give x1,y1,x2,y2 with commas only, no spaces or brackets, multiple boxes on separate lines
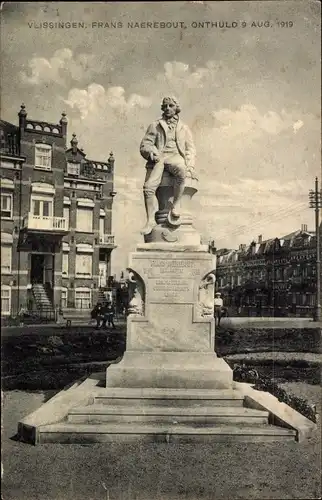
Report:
75,253,92,277
31,196,53,217
76,207,93,232
75,288,91,309
61,288,68,309
1,286,11,315
62,253,69,276
307,294,315,307
1,245,12,274
99,217,105,242
35,144,52,170
63,206,70,229
67,162,80,176
76,183,95,191
1,193,12,219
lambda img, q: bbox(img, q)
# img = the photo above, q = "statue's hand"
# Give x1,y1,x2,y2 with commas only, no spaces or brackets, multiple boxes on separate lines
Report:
186,165,195,177
150,152,161,163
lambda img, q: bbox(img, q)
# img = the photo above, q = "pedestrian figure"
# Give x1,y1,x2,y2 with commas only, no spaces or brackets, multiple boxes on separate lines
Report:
214,292,224,327
103,300,116,329
91,302,104,329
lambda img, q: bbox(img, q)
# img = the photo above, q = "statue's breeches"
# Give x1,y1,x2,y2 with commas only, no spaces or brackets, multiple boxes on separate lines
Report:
143,153,186,197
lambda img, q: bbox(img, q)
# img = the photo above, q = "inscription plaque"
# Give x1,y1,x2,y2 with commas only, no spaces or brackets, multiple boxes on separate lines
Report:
149,277,194,303
141,258,201,279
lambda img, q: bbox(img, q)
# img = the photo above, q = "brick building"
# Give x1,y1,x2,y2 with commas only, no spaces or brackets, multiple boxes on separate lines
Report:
1,104,117,318
216,225,319,317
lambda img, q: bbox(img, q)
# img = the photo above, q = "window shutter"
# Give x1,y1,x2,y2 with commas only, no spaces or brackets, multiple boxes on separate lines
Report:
63,207,70,229
77,207,93,232
62,253,69,276
1,246,11,273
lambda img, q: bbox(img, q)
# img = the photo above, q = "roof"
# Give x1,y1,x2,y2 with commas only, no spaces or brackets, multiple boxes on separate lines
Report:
280,229,314,241
0,119,18,130
65,146,86,157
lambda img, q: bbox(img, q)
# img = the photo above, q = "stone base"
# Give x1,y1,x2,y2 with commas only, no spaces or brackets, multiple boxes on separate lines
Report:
145,223,201,246
136,243,209,252
17,372,312,444
106,351,233,390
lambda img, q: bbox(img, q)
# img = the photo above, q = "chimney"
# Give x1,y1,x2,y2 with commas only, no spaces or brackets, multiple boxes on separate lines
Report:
70,133,78,154
108,152,115,173
239,244,246,251
59,112,68,142
301,224,308,232
18,103,27,135
258,234,263,244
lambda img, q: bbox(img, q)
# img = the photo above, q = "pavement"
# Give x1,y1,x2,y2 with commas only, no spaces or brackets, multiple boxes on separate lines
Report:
2,384,321,500
1,319,127,338
220,317,322,329
2,316,321,339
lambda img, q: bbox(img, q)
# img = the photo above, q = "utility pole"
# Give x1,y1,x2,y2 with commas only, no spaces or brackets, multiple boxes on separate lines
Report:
309,177,322,322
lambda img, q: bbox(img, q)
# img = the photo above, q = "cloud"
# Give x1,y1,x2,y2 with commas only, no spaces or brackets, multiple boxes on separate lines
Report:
64,84,152,120
212,105,297,138
20,49,103,86
151,60,229,100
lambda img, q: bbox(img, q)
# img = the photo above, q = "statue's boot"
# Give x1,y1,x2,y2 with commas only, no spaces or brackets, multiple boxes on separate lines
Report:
140,195,156,235
171,181,185,218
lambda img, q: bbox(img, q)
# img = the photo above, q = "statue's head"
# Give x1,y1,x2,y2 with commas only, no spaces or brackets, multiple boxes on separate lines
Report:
161,96,181,119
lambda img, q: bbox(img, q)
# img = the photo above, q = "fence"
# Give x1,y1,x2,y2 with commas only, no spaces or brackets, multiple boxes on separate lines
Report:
61,298,92,310
2,303,58,326
226,305,315,318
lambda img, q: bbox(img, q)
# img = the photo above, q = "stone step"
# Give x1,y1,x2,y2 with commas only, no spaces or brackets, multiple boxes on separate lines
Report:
68,405,269,425
95,397,245,408
94,388,245,407
38,422,296,444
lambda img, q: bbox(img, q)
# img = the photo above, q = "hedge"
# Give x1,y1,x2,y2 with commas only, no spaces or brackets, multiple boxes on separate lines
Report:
215,327,321,356
233,364,317,423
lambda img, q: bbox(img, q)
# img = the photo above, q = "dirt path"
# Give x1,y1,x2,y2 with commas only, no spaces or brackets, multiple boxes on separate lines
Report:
225,352,322,363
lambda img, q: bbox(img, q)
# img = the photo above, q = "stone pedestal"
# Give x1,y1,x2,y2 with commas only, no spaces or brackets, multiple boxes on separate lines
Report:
144,173,200,246
107,247,233,390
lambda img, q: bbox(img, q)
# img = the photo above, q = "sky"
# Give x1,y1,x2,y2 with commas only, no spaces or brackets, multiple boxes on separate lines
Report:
1,1,321,276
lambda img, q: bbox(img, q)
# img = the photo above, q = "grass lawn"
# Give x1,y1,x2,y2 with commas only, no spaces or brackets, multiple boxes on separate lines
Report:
2,383,321,500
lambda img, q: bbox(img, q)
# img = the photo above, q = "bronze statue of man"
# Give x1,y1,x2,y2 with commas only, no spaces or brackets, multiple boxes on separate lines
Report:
140,96,196,235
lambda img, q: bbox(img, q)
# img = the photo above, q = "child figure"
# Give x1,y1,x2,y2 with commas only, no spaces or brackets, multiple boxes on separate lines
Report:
104,300,116,329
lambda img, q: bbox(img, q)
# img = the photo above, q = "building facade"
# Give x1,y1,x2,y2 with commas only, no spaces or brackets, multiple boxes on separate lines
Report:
216,225,319,317
1,104,117,318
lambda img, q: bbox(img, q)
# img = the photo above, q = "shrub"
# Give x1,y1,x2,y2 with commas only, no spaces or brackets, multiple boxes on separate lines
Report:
232,363,259,383
47,336,64,348
233,364,317,423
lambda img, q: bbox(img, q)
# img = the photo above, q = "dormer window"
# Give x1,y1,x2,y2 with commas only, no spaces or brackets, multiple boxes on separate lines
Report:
35,144,52,170
67,162,80,176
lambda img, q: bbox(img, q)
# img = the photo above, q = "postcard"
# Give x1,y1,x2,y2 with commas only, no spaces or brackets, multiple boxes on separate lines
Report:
1,2,321,500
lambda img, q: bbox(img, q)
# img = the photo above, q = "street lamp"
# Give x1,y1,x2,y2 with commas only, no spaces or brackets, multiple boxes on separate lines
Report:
309,177,322,321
